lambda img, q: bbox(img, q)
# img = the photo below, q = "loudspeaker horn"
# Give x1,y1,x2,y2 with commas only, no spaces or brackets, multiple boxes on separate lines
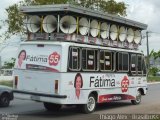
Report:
119,26,127,42
79,17,89,35
134,30,142,44
127,28,134,43
60,16,77,34
100,22,109,39
90,20,99,37
110,24,118,41
42,15,57,33
27,15,41,33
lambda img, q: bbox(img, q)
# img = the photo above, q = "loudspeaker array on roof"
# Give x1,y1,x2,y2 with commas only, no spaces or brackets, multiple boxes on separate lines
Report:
26,14,142,44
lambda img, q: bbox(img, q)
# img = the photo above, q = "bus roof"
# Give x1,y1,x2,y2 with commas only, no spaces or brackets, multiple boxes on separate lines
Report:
20,4,147,30
21,41,143,54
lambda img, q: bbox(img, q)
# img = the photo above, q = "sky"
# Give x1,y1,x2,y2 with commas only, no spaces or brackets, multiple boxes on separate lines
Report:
0,0,160,64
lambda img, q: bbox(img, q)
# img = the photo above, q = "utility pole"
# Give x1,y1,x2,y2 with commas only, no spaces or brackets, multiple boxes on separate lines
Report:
146,31,150,69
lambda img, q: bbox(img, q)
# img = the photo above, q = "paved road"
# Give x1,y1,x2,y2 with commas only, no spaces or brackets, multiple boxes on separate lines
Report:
0,84,160,120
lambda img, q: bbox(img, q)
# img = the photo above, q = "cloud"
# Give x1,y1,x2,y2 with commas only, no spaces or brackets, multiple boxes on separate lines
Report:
116,0,160,54
0,0,21,20
0,35,20,64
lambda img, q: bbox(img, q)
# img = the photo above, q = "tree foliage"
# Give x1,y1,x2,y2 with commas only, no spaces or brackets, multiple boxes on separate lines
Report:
149,49,160,76
3,58,16,69
6,4,25,36
148,67,159,76
79,0,127,16
149,49,160,60
0,0,127,39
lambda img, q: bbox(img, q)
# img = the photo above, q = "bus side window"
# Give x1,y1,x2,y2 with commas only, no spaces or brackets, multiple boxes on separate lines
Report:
142,57,147,75
117,52,129,72
100,50,105,71
137,55,142,75
68,47,80,71
82,49,87,70
131,54,137,75
82,48,98,71
118,52,123,71
123,53,129,71
100,50,113,71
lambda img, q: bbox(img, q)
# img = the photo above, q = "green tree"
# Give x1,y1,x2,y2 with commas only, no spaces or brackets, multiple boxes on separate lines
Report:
79,0,127,16
3,58,16,69
148,67,159,76
5,4,25,37
150,49,160,60
157,50,160,59
1,0,127,39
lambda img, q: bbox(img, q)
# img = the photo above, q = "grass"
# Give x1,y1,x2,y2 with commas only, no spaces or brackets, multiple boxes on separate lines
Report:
147,76,160,82
0,80,13,87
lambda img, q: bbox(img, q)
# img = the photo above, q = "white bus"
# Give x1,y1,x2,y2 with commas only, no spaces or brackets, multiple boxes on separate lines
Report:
13,4,148,113
13,40,147,113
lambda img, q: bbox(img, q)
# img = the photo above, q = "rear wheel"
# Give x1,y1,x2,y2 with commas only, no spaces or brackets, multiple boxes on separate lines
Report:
81,94,96,114
0,94,10,107
131,90,142,105
43,102,61,111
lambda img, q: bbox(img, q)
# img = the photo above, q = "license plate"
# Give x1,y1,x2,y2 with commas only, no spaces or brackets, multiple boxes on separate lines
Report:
30,95,40,101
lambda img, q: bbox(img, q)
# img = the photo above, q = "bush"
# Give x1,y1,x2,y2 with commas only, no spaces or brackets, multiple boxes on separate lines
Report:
148,67,159,76
0,81,13,87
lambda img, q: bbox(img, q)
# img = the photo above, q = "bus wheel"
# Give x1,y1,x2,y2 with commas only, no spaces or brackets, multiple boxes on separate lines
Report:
81,94,96,114
0,94,10,107
131,90,142,105
43,102,61,111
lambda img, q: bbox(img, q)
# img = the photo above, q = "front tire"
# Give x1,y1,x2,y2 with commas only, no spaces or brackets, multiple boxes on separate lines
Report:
131,90,142,105
43,102,61,111
0,94,10,107
81,94,96,114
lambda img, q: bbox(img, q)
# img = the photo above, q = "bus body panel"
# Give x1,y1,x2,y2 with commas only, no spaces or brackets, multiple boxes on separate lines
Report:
14,69,61,94
15,43,62,72
13,41,147,105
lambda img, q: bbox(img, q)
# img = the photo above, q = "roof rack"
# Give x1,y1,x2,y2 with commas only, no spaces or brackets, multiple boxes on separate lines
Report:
20,4,147,30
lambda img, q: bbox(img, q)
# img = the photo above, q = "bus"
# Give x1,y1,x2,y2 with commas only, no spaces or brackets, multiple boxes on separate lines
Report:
13,4,148,113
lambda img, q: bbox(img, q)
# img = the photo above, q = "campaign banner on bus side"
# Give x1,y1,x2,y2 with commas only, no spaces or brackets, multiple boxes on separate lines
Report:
15,43,61,72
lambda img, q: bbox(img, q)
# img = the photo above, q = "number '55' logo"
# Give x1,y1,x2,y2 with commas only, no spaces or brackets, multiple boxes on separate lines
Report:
48,52,60,66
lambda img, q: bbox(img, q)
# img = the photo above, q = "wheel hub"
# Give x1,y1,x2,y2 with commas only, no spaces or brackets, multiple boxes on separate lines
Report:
87,97,95,111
